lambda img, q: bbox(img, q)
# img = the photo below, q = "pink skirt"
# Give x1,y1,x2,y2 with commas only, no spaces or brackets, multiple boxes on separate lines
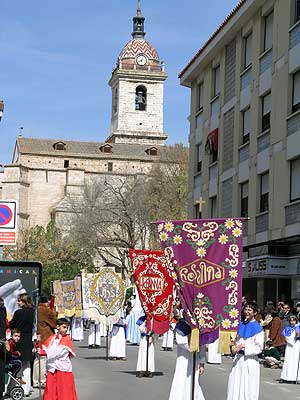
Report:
43,370,78,400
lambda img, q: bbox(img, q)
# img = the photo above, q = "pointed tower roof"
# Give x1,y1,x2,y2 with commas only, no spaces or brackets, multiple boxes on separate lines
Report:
118,1,160,67
132,0,145,39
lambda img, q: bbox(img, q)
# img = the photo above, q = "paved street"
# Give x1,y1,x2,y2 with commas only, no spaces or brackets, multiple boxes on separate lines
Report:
28,335,300,400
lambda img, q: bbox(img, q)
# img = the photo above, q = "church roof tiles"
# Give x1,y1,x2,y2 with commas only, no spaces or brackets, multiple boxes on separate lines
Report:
16,137,167,161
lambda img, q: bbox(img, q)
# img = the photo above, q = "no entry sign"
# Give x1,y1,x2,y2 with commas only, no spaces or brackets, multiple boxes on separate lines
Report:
0,200,17,245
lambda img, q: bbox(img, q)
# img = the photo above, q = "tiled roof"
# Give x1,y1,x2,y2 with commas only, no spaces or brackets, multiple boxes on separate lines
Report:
16,137,169,161
119,39,159,61
179,0,247,78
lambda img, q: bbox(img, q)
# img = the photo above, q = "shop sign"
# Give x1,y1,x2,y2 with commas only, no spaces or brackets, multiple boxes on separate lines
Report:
247,257,290,277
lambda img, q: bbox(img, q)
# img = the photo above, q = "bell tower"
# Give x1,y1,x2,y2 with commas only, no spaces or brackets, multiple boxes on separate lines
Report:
106,0,168,146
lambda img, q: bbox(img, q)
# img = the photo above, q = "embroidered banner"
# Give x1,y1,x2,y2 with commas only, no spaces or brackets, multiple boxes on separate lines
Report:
129,249,174,334
81,268,126,325
53,277,82,318
156,219,243,345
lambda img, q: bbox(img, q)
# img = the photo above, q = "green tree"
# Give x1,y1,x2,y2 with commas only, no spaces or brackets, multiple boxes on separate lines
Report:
4,221,93,292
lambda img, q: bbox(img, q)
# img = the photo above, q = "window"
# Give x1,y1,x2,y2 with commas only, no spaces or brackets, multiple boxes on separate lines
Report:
135,85,147,111
263,12,273,52
145,147,158,156
213,66,220,97
262,93,271,131
292,70,300,113
291,157,300,201
53,142,66,151
242,108,251,144
100,144,113,153
108,162,113,172
113,87,118,114
260,173,269,212
296,0,300,23
241,182,249,217
64,160,69,168
197,82,203,111
243,33,252,69
196,144,202,173
210,197,217,218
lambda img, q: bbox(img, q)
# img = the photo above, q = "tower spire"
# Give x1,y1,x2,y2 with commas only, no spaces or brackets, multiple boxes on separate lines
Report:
132,0,145,39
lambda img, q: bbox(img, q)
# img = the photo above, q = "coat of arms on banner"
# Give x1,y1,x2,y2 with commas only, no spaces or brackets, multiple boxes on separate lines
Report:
53,277,82,318
129,249,174,334
156,219,243,345
82,268,126,323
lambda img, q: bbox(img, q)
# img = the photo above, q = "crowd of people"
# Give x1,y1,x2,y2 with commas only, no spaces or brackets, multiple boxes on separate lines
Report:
1,291,300,400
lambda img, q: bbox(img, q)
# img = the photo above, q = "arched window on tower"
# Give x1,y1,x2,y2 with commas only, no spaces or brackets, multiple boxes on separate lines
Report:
135,85,147,111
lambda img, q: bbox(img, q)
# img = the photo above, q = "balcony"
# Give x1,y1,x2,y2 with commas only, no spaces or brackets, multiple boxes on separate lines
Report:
259,49,272,75
257,131,270,153
256,212,269,233
289,20,300,49
285,201,300,225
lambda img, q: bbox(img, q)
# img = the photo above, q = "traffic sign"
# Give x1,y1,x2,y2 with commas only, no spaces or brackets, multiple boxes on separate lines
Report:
0,200,17,245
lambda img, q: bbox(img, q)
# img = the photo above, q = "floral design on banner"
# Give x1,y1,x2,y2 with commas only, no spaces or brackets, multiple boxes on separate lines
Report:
129,249,174,335
156,218,243,341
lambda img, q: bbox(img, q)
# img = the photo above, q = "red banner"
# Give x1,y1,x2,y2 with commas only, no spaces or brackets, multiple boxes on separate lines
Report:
129,249,174,335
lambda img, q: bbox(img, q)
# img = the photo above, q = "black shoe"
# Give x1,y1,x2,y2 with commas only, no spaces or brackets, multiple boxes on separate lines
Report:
136,372,144,378
279,379,285,383
95,345,100,349
88,345,95,349
147,372,153,378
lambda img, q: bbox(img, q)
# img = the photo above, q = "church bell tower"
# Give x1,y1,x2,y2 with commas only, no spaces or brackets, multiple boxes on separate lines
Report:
106,0,168,146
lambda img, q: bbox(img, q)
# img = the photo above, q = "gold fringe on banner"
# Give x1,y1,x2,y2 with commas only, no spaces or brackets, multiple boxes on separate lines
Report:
189,328,199,352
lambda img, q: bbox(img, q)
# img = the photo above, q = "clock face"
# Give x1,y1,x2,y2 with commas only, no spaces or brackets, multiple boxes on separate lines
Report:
136,54,147,66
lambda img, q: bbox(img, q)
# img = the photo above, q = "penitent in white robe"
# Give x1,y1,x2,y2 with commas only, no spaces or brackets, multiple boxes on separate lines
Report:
168,331,205,400
71,318,84,341
136,323,155,372
109,320,126,358
227,328,264,400
162,328,174,349
207,338,222,364
281,331,300,382
88,323,101,346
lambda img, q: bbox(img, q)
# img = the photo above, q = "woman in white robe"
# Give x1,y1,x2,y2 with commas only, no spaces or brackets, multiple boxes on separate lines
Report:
88,322,101,348
162,327,174,351
168,320,205,400
207,338,222,364
71,317,84,341
136,318,155,377
227,303,264,400
280,315,300,383
109,318,126,360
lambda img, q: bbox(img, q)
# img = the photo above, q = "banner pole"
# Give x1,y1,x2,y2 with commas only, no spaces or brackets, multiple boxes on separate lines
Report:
191,351,196,400
106,319,109,361
146,333,149,376
94,322,97,348
295,338,300,384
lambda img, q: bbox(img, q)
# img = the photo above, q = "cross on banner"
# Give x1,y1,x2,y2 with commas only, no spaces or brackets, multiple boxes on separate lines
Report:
196,196,206,212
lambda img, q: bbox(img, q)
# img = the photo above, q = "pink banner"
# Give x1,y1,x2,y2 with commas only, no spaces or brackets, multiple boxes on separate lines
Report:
156,219,244,345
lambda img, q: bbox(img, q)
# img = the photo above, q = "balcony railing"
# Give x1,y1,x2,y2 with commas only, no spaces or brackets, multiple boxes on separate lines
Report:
241,68,252,91
289,20,300,49
260,49,272,75
287,110,300,136
256,212,269,233
257,132,270,153
285,201,300,225
239,143,249,163
116,62,165,73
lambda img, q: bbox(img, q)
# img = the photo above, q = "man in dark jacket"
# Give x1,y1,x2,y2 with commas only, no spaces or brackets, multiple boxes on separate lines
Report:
0,297,7,400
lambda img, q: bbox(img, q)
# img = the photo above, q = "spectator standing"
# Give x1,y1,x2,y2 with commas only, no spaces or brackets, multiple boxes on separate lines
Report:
9,293,35,396
281,303,292,329
33,295,57,388
0,297,7,400
269,311,286,356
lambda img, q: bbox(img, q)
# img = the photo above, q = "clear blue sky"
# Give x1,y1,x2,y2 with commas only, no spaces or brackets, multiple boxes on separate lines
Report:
0,0,238,165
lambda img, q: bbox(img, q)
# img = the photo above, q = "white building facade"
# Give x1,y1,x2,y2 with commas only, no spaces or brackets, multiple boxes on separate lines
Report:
180,0,300,306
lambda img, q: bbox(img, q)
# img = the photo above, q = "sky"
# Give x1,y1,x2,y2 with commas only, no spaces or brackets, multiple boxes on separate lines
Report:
0,0,238,165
